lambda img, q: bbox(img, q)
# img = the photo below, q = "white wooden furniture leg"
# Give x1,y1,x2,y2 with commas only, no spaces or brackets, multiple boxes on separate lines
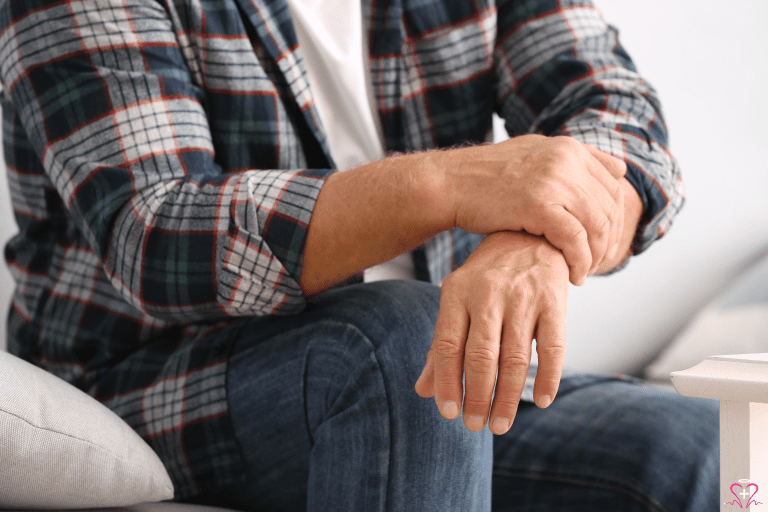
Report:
672,354,768,511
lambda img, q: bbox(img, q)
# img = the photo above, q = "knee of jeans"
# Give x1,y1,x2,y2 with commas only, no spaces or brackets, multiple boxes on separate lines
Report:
647,393,719,451
357,280,442,369
619,392,719,494
662,396,719,465
628,394,720,511
318,280,441,356
304,281,441,409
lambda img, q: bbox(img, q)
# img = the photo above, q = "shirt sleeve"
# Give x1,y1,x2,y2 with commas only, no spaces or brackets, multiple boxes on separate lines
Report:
0,0,333,321
494,0,683,255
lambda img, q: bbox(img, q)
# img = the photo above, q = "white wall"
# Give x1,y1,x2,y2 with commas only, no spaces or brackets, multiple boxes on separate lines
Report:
555,0,768,374
2,1,768,370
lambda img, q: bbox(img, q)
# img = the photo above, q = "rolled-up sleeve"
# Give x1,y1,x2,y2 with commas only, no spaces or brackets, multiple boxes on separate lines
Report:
0,0,333,321
494,0,683,254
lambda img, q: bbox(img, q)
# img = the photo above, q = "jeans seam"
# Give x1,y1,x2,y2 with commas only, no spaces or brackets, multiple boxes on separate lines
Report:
301,334,317,447
300,321,368,447
301,320,391,512
371,336,392,512
492,465,670,512
337,321,391,512
223,318,259,493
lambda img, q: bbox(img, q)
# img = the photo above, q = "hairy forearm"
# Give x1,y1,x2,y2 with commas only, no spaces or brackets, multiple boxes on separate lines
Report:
299,152,451,296
299,143,644,296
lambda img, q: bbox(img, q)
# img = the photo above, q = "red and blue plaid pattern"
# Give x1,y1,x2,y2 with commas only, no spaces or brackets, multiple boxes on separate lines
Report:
1,0,682,499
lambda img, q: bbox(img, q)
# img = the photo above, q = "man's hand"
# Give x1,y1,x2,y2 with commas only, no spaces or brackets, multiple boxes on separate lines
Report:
433,135,627,286
300,134,632,297
414,231,569,435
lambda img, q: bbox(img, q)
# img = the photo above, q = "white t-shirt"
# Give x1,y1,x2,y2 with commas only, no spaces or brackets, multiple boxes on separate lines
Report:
285,0,416,281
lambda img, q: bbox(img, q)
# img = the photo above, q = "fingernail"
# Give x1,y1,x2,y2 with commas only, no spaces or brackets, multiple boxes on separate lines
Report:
442,401,459,419
536,395,552,408
466,414,485,431
492,417,510,434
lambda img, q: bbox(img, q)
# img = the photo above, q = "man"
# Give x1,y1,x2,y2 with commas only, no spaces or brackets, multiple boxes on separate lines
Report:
0,0,717,510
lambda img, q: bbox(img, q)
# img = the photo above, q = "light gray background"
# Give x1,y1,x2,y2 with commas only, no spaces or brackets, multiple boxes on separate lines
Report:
1,1,767,378
566,0,768,374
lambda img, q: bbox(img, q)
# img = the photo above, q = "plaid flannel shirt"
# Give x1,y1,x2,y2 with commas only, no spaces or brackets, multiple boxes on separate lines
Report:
1,0,683,499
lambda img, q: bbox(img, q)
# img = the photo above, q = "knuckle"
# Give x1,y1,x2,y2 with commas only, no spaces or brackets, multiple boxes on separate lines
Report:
440,272,461,291
491,395,522,411
569,225,588,247
464,345,498,373
552,135,580,151
463,395,491,410
537,342,566,358
475,277,503,303
593,212,610,238
435,320,466,346
549,148,575,169
538,290,563,316
609,158,628,179
440,275,469,300
526,182,553,206
511,283,535,306
499,352,531,373
434,337,463,357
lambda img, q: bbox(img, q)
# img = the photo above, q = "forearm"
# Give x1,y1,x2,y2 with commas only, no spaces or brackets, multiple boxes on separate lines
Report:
300,152,451,295
301,139,639,295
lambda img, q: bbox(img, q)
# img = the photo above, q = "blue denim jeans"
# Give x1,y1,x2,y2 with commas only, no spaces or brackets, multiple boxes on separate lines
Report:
213,280,718,511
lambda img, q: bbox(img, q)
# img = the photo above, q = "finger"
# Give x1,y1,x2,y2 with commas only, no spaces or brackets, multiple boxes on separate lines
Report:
585,172,619,273
583,147,627,263
573,158,623,273
582,143,627,180
575,149,623,273
462,304,503,432
537,205,591,285
531,301,567,409
607,181,626,263
549,138,619,274
431,283,469,420
571,173,615,275
488,300,536,436
415,350,435,397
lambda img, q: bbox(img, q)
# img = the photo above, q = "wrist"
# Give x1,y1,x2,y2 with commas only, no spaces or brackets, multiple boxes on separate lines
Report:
469,230,567,269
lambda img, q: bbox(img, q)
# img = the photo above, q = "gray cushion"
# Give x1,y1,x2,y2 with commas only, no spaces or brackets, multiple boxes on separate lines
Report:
0,350,174,510
10,503,243,512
